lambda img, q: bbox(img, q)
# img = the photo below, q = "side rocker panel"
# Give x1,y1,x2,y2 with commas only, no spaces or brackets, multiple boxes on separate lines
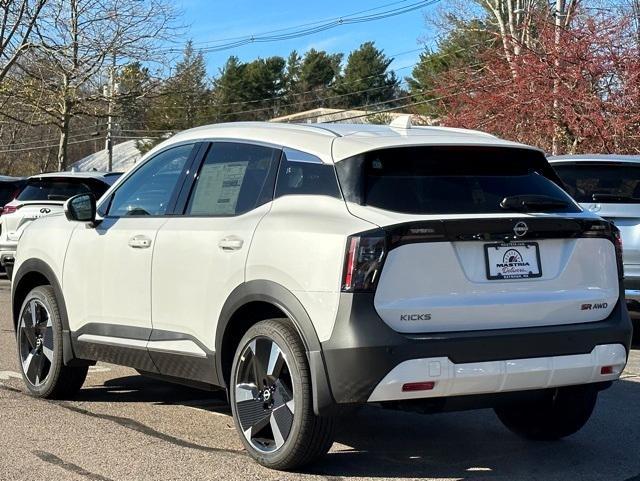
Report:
216,280,336,415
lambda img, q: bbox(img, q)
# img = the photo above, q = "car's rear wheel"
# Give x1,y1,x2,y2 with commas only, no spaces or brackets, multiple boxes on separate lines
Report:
17,286,88,398
230,319,334,470
494,384,598,440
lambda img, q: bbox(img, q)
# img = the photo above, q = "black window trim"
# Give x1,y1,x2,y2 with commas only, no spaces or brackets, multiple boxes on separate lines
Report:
98,141,201,219
173,140,283,218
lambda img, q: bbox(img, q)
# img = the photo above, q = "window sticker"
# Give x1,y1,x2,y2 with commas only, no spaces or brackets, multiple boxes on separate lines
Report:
190,161,248,215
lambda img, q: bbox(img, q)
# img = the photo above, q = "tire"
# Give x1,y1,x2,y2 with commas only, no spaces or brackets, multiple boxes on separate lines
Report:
494,384,598,440
16,285,88,399
230,318,335,470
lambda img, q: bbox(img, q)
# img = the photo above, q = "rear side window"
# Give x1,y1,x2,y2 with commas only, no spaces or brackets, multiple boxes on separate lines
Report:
553,163,640,203
335,146,579,215
275,148,341,199
185,142,279,216
18,178,108,202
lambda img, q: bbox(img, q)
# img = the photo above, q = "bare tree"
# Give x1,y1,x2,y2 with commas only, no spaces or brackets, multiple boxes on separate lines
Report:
10,0,176,170
0,0,47,84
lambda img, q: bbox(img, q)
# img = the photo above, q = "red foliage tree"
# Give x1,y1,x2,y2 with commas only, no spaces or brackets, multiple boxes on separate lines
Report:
433,11,640,154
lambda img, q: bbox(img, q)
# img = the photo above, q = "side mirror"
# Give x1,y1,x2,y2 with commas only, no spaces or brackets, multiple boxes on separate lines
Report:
64,193,96,223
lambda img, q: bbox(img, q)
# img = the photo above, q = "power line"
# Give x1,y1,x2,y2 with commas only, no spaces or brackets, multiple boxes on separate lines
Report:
169,0,422,49
160,0,442,54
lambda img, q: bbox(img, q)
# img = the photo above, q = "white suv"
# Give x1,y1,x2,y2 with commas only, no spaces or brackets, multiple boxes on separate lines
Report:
12,122,632,470
0,172,119,279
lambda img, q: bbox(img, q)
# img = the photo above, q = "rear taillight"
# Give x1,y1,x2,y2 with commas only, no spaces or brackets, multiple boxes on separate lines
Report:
613,226,624,279
2,205,17,215
341,231,386,292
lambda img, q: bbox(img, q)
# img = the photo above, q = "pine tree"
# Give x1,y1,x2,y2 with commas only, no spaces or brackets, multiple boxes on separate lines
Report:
335,42,399,109
298,49,342,109
164,41,210,130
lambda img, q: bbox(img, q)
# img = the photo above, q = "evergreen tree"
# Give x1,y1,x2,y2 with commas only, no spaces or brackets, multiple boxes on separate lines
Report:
160,40,210,130
116,62,152,133
298,49,342,109
282,50,303,114
335,42,399,109
212,56,248,122
408,18,495,115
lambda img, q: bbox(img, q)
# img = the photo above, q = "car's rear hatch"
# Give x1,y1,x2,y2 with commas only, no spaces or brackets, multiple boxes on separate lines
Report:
336,146,621,334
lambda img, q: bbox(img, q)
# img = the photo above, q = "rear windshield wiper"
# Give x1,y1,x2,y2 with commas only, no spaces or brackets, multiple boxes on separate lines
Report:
500,195,570,212
47,195,68,201
591,193,638,203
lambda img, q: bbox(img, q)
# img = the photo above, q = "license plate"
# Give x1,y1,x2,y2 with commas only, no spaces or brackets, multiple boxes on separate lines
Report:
484,242,542,280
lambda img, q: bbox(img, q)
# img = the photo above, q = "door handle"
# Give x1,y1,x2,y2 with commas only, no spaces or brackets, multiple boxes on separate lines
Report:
128,235,152,249
218,236,244,251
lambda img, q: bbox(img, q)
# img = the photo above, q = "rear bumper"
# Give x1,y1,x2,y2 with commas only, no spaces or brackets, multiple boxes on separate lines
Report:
320,292,633,405
367,344,626,402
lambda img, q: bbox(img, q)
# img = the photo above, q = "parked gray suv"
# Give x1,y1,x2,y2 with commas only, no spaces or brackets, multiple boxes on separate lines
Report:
550,155,640,315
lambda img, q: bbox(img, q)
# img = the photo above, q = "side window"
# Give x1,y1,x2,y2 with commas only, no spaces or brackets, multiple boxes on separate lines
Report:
275,148,341,199
106,144,193,217
185,142,279,216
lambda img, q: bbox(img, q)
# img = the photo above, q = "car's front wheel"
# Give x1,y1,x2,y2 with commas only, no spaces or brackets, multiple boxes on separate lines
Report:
494,384,598,440
16,285,88,398
230,319,335,470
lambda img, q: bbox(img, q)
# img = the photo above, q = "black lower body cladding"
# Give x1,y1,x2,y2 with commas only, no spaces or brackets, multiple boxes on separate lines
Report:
320,291,633,405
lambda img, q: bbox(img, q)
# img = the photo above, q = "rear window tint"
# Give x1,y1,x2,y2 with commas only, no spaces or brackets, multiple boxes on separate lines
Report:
275,148,341,199
335,146,579,215
18,178,109,202
553,163,640,203
0,181,24,204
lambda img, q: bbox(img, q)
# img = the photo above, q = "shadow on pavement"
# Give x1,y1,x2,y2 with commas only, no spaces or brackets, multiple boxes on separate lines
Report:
72,373,640,480
74,374,230,413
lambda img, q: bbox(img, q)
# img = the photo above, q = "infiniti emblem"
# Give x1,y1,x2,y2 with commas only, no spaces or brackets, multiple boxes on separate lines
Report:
40,208,51,214
513,221,528,237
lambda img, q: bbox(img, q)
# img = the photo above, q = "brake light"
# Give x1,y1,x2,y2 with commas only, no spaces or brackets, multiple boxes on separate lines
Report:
341,231,386,292
613,226,624,279
2,205,17,215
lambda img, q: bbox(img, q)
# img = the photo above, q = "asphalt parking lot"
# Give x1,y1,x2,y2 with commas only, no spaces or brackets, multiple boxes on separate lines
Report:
0,277,639,481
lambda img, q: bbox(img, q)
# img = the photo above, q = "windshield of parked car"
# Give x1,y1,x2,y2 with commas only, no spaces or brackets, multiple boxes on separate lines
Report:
17,178,108,202
335,146,579,215
552,162,640,204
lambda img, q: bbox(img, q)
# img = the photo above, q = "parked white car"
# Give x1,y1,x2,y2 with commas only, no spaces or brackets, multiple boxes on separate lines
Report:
12,122,631,470
0,172,119,278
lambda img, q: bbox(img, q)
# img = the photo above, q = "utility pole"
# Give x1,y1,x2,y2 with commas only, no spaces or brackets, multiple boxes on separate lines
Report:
551,0,566,156
105,52,116,172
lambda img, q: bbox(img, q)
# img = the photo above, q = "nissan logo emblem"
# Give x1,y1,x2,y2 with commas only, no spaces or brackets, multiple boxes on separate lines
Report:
40,208,51,214
513,221,528,237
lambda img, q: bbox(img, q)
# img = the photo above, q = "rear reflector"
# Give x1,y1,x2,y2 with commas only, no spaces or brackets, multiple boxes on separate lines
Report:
600,366,614,375
401,381,436,392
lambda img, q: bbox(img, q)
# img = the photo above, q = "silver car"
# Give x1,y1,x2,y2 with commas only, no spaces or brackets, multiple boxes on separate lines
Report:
549,155,640,313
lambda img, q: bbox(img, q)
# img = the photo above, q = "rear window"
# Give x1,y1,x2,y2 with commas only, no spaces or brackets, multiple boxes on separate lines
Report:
0,181,25,205
335,146,579,215
18,178,109,202
552,163,640,204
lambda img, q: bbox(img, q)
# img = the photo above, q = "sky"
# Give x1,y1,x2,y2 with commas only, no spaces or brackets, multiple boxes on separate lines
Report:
173,0,442,80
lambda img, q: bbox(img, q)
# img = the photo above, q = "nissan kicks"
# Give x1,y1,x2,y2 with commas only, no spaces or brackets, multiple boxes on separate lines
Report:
11,122,632,470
